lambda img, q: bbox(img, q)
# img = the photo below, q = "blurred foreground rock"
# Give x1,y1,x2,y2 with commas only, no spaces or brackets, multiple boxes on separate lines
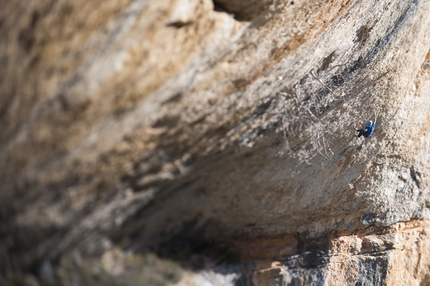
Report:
1,0,430,285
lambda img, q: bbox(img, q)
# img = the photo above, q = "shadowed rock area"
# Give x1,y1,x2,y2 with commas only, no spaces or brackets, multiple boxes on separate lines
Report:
1,0,430,285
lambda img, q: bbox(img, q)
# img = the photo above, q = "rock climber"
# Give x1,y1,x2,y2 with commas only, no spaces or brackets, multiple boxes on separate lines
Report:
355,120,375,138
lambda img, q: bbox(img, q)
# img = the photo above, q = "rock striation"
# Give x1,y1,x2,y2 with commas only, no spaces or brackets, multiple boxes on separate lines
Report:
1,0,430,285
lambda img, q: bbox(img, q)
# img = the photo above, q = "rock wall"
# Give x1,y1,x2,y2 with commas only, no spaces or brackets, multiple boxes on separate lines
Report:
1,0,430,285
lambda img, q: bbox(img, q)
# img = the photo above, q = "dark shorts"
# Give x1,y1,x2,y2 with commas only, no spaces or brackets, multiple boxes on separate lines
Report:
356,129,369,138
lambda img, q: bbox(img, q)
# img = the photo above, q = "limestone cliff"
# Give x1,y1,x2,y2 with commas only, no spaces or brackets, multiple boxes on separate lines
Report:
1,0,430,285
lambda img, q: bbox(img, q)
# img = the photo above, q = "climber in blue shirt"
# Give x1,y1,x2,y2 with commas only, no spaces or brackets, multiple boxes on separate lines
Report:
355,120,375,138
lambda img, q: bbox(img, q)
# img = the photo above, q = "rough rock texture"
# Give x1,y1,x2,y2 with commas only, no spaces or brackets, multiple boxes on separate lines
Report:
1,0,430,285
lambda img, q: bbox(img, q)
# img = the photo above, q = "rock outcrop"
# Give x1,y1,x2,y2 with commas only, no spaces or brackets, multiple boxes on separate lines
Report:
1,0,430,285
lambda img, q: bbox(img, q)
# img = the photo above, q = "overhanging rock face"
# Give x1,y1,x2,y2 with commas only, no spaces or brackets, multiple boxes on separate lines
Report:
1,0,430,285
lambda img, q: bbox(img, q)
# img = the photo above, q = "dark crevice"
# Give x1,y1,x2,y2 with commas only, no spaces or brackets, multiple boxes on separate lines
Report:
320,51,337,71
212,0,272,21
167,21,192,29
213,1,233,14
125,217,241,271
363,0,419,66
410,167,422,188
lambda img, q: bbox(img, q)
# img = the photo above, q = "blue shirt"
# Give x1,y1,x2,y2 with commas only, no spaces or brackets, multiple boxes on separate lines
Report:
365,122,375,136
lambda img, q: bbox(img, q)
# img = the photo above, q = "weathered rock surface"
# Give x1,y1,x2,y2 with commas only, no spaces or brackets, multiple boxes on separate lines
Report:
1,0,430,285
